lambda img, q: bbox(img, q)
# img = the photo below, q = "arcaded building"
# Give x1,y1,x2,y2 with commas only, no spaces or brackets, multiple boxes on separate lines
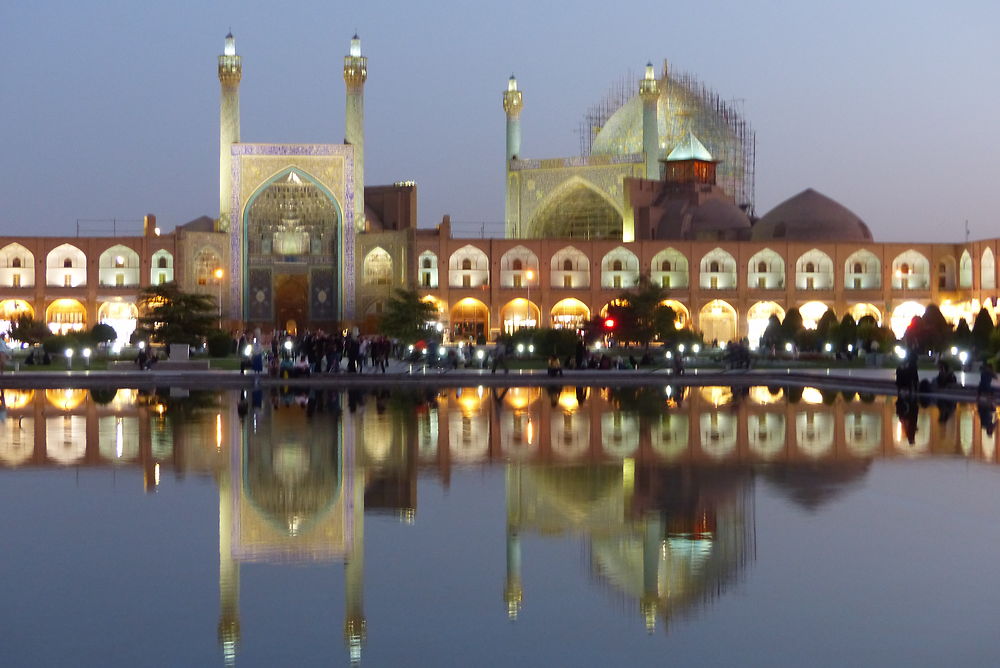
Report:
0,38,995,345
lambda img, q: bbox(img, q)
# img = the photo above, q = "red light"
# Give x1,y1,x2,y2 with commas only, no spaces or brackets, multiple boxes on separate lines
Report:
604,318,616,329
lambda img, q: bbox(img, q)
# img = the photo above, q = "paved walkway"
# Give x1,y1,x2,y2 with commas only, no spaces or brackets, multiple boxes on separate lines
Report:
0,360,989,403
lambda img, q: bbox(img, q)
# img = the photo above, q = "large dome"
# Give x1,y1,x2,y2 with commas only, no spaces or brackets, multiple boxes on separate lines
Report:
586,68,753,209
751,188,873,242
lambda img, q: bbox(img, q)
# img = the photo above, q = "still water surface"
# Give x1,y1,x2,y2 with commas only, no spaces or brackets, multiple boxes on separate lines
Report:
1,385,1000,667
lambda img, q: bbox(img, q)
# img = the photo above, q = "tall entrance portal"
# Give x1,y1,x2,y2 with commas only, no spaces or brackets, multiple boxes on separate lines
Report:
237,161,349,331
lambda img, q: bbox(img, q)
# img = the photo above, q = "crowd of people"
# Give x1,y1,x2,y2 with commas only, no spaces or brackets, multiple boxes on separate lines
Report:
234,330,394,377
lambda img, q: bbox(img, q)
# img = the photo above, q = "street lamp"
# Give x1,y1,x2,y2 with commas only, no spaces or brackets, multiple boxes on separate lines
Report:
214,268,224,329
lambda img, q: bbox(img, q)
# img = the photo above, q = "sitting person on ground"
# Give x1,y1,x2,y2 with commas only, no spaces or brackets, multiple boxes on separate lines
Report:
547,354,563,377
935,361,957,390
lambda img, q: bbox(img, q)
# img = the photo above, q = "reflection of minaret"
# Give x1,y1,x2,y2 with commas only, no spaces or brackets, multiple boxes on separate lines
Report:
218,464,240,666
504,464,523,620
344,35,367,232
640,512,663,633
344,426,366,665
218,32,242,232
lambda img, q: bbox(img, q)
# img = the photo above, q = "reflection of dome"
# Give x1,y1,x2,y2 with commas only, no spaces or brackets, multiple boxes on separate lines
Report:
245,435,340,535
762,460,872,511
752,189,872,242
588,466,754,631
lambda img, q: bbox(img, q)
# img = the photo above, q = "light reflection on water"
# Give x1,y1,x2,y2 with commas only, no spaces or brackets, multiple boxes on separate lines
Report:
0,385,999,666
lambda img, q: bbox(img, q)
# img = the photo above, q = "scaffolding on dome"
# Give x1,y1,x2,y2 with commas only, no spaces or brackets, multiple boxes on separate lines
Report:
578,64,756,215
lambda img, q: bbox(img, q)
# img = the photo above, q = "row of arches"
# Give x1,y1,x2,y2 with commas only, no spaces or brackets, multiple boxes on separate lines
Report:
405,244,999,292
0,299,138,341
0,243,175,288
403,295,908,344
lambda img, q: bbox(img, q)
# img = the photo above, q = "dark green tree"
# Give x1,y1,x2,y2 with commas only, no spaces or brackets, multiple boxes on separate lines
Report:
816,309,839,345
954,319,973,350
781,308,803,343
8,314,50,344
610,276,675,347
90,323,117,344
760,314,782,350
136,282,217,346
972,308,994,352
378,289,439,344
922,305,952,352
836,314,857,351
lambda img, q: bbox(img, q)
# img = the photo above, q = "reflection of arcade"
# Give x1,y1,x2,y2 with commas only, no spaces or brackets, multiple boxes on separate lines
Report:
420,385,1000,468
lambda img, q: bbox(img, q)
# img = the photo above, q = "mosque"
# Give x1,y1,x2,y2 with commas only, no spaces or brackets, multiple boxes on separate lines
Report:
0,34,997,346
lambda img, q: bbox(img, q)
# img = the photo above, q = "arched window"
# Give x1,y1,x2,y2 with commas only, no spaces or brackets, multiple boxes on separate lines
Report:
563,259,573,271
63,258,72,268
853,262,862,273
710,261,720,273
157,257,168,269
512,259,523,271
422,258,432,269
805,262,815,273
612,260,623,271
661,260,671,272
462,259,472,271
757,261,767,273
12,258,21,268
363,248,393,286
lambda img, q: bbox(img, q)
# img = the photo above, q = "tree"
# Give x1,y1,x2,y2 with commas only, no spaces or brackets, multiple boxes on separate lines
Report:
610,275,675,347
760,314,782,350
90,323,117,345
135,282,217,346
972,308,994,352
8,314,50,344
918,304,951,352
378,289,439,344
781,308,803,343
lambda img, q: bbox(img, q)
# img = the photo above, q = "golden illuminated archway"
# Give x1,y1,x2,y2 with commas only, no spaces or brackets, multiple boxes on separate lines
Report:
698,300,737,345
660,300,690,329
848,303,882,325
450,298,489,342
500,299,540,334
747,301,785,349
45,299,86,335
550,298,590,330
890,301,926,339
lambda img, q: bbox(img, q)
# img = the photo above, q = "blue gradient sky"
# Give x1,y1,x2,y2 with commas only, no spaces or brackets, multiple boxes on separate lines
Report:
2,1,998,241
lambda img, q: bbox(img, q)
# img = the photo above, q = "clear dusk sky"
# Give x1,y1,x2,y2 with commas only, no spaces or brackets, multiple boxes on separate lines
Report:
2,0,998,241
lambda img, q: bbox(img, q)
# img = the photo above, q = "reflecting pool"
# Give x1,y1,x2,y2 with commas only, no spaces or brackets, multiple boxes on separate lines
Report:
2,385,1000,666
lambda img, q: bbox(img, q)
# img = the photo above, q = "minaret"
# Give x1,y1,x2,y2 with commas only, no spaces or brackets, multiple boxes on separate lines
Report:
639,62,660,180
502,75,523,162
344,35,367,232
218,32,242,233
502,75,523,237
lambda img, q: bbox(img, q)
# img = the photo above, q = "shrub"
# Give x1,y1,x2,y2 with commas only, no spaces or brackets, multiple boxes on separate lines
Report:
207,331,232,357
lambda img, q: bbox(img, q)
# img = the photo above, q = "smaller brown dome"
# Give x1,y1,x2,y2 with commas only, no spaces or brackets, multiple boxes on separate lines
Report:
752,189,872,242
690,198,751,240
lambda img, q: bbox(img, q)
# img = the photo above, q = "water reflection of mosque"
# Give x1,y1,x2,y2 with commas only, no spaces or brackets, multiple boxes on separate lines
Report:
2,385,1000,662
